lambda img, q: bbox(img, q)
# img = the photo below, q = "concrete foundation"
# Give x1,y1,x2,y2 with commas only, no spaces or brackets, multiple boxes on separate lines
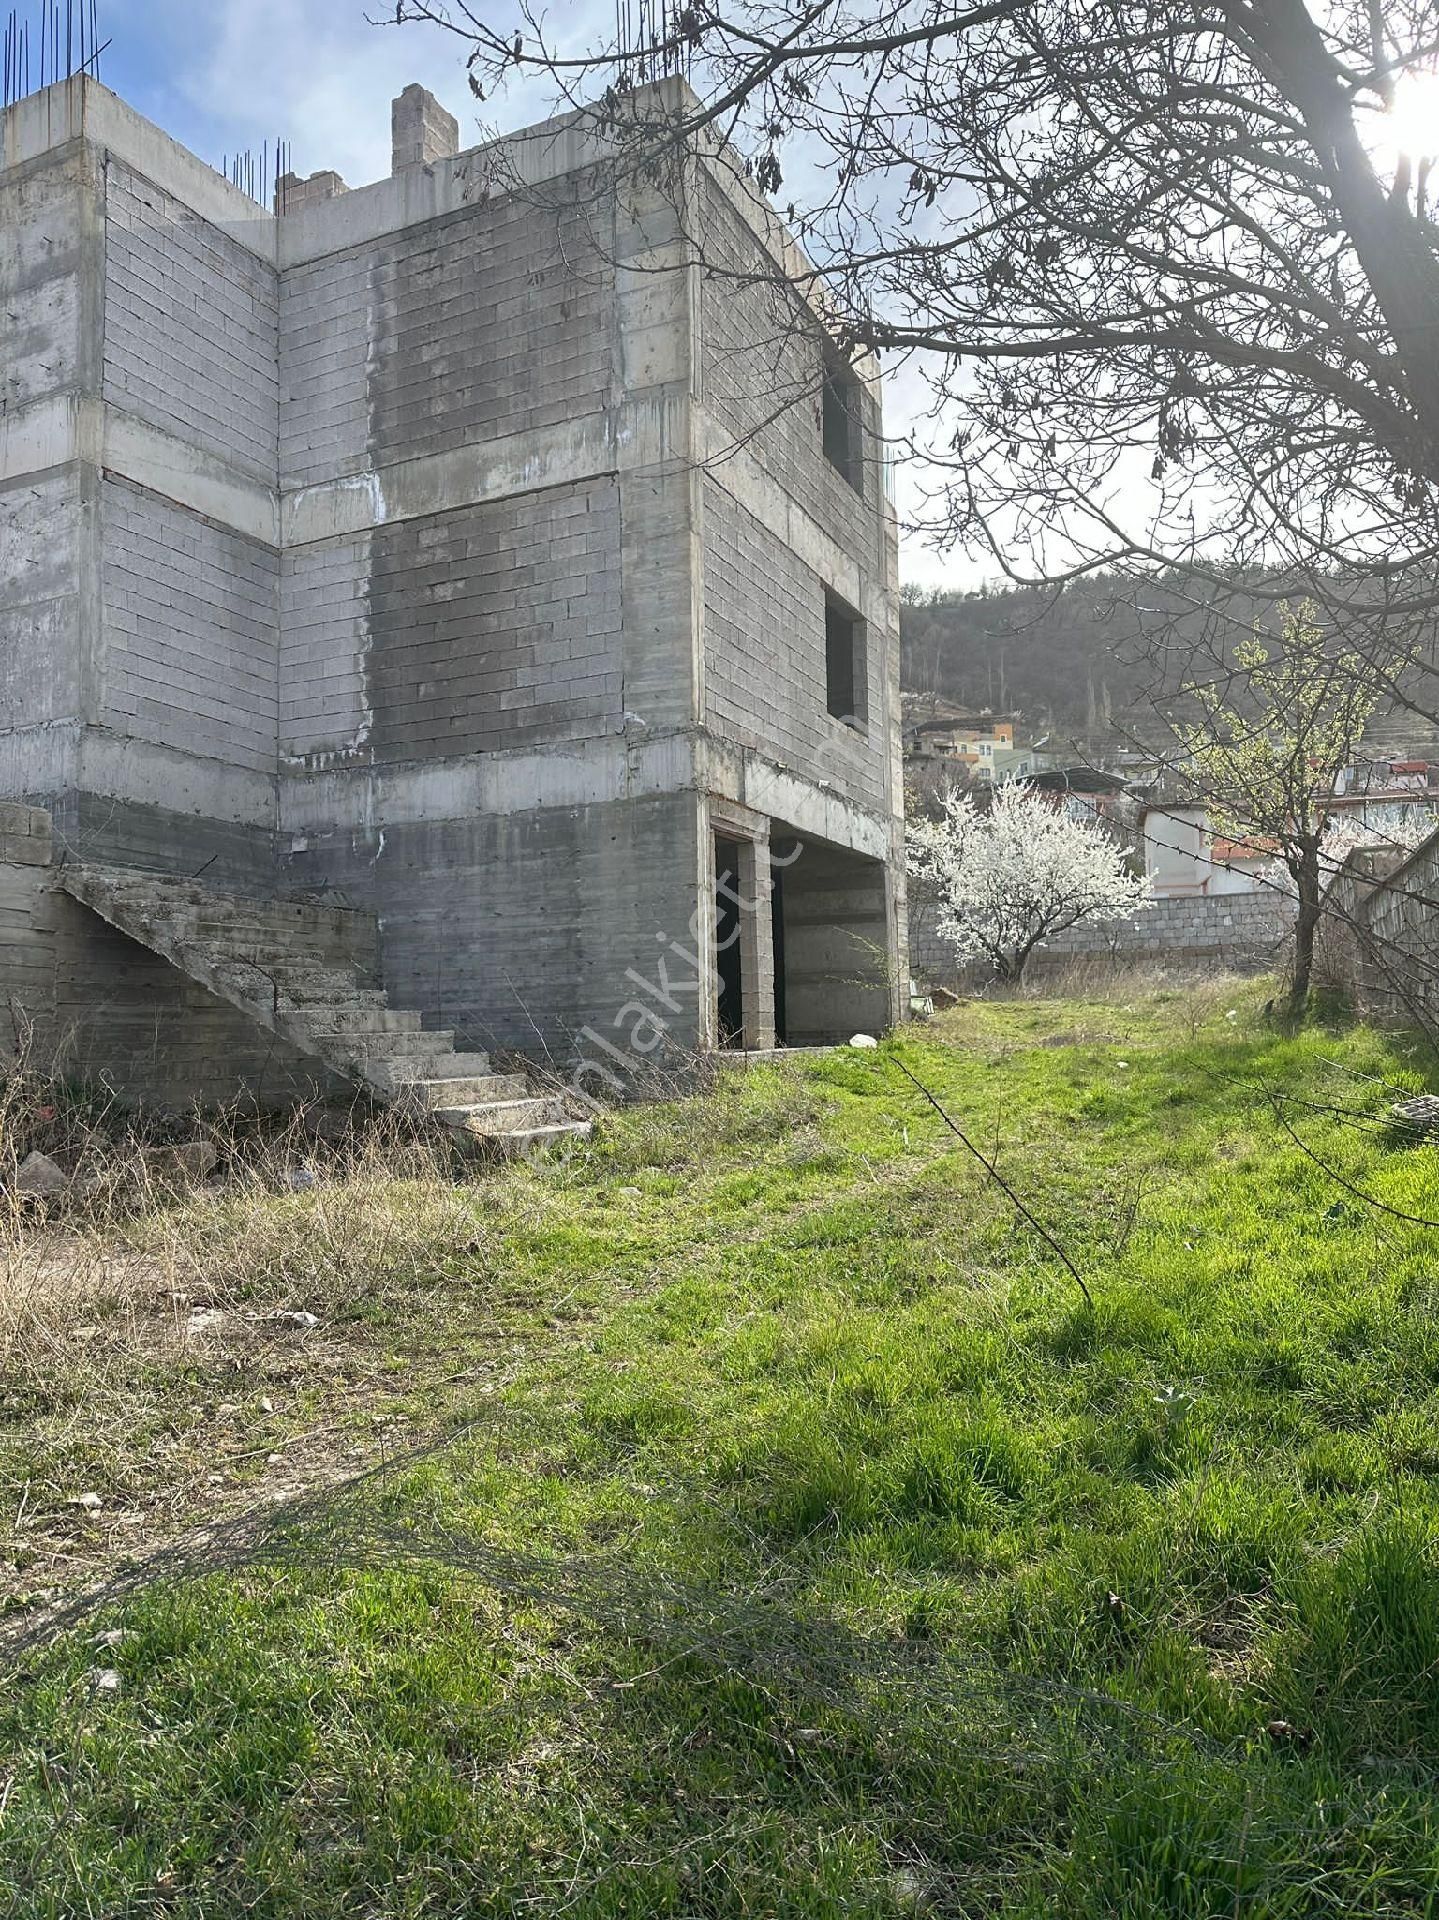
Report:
0,74,905,1103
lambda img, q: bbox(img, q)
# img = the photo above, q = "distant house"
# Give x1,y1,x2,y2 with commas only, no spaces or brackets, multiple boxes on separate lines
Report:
1140,804,1271,897
906,709,1036,783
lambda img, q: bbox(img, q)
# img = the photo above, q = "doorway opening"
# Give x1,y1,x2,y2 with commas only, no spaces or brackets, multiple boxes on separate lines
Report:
714,836,745,1048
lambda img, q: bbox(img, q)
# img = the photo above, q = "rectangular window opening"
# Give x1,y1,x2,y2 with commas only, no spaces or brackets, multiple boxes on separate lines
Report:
821,353,864,494
825,594,866,729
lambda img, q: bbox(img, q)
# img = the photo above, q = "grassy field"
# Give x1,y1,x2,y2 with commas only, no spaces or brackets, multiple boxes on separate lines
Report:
4,979,1439,1916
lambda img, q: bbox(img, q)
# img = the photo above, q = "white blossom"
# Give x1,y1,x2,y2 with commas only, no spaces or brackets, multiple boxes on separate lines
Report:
908,781,1153,982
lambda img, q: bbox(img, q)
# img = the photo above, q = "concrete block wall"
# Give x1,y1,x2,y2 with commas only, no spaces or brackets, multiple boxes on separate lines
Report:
911,888,1295,984
279,535,374,766
277,249,374,487
1330,829,1439,1029
702,479,887,815
690,166,905,1007
99,479,279,775
366,195,613,460
364,481,624,761
279,189,614,490
0,807,58,1061
696,178,900,821
102,159,279,480
49,893,351,1109
285,792,706,1059
697,178,880,555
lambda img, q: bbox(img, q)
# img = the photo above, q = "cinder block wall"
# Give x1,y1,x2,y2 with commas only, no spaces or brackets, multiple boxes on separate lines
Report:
0,86,280,887
1330,831,1439,1029
102,159,279,479
696,177,896,814
911,888,1295,984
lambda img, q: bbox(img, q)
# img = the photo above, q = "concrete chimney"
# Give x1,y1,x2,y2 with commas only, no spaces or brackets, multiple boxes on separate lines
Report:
392,84,459,174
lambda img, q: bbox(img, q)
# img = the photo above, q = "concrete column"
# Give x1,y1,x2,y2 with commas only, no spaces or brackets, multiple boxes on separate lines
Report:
392,85,460,173
735,834,777,1051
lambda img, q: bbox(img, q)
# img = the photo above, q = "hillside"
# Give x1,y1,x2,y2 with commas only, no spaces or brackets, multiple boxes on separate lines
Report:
900,578,1439,761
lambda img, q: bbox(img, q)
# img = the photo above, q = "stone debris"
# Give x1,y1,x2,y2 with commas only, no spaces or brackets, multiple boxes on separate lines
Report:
88,1668,122,1695
14,1151,66,1197
268,1310,319,1330
1392,1094,1439,1134
141,1141,221,1186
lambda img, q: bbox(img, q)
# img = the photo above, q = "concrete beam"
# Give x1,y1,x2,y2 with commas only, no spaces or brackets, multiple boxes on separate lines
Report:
703,736,893,862
1,391,695,554
0,78,276,262
280,728,698,835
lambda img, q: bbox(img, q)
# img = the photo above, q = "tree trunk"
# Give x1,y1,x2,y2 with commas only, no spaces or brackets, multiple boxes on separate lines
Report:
1247,0,1439,475
1288,847,1323,1018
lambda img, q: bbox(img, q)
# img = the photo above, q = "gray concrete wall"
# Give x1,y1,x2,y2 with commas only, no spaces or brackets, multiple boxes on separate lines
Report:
102,157,278,481
0,90,280,877
1321,831,1439,1030
0,138,99,806
363,481,623,762
283,791,706,1059
694,173,899,826
911,888,1294,984
781,842,893,1042
99,478,279,777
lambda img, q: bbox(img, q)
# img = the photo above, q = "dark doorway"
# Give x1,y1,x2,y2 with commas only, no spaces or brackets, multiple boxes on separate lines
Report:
715,836,744,1048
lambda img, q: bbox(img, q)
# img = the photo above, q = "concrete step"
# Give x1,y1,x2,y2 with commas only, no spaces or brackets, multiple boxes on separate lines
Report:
482,1121,595,1158
393,1072,530,1111
272,978,389,1009
60,864,588,1159
307,1029,460,1062
200,960,382,1005
433,1096,566,1135
360,1050,493,1088
291,1007,424,1036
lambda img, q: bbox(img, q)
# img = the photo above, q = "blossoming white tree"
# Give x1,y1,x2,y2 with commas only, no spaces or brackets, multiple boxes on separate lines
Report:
908,782,1152,985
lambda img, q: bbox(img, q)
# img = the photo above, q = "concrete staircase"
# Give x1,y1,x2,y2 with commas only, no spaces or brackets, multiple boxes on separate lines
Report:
58,865,592,1154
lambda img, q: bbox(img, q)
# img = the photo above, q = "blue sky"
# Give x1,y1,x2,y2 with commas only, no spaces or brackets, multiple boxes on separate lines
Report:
100,0,600,190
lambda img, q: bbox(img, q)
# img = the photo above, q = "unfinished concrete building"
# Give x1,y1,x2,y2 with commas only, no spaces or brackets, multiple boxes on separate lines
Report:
0,74,905,1135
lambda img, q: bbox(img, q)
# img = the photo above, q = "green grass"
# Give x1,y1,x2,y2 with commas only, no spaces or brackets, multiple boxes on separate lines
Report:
6,980,1439,1915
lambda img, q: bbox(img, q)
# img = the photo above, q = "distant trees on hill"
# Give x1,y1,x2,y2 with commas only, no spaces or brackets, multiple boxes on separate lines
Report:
899,576,1439,761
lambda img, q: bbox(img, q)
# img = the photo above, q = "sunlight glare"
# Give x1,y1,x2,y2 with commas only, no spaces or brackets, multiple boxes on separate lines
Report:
1381,68,1439,166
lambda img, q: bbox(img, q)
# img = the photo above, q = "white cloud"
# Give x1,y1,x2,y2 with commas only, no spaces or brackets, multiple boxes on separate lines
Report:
157,0,609,188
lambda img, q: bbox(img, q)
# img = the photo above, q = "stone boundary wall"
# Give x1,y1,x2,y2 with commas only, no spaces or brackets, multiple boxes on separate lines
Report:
910,888,1294,986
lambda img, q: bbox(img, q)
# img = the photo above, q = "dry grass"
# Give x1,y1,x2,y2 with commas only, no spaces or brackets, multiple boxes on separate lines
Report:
0,1066,511,1608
